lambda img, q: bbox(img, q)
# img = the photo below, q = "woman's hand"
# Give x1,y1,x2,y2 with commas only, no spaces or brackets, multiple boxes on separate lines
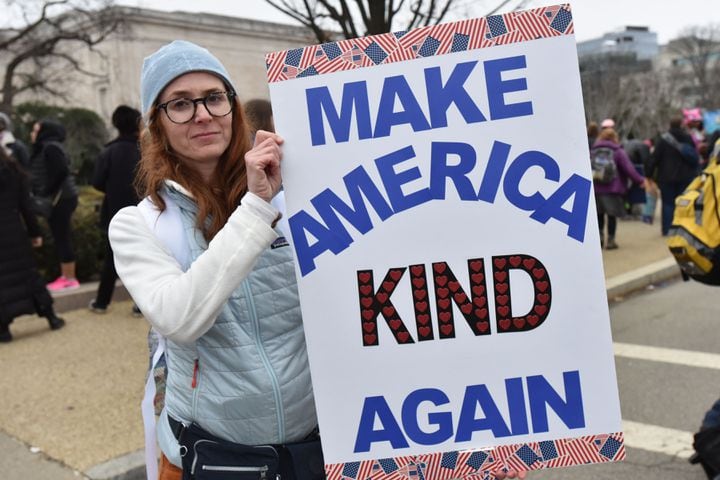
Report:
245,130,284,202
31,236,43,248
495,469,527,479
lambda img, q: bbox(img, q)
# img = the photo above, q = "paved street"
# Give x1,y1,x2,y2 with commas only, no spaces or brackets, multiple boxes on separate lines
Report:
533,278,719,480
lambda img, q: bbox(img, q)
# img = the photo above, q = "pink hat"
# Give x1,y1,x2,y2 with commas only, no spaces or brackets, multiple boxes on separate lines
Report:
600,118,615,129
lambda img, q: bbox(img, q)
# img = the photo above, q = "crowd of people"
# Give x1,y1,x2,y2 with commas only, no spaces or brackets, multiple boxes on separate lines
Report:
588,111,718,249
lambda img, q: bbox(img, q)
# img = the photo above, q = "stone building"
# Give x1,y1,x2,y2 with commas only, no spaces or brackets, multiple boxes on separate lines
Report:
5,6,314,120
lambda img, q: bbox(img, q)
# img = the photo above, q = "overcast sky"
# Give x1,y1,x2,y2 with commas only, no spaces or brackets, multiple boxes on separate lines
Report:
118,0,717,44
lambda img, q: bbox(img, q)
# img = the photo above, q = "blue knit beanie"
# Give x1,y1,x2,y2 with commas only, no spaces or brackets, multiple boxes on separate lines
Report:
140,40,236,116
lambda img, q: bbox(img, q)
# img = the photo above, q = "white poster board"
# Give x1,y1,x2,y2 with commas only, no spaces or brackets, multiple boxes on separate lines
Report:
267,4,624,478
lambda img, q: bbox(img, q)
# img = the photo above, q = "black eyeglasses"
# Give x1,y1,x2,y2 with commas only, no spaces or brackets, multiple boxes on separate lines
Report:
157,91,236,124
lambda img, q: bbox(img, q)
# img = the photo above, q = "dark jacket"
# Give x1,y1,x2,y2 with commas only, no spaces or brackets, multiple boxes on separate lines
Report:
646,127,699,184
0,159,53,322
92,135,141,228
30,120,78,200
592,139,645,195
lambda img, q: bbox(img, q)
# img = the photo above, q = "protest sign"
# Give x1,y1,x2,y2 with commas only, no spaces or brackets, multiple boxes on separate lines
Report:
266,4,624,478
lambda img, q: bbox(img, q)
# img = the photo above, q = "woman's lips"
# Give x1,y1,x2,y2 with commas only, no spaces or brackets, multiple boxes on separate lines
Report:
192,131,219,139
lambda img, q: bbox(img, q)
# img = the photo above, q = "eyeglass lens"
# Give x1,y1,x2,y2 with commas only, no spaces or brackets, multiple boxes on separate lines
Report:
165,92,232,123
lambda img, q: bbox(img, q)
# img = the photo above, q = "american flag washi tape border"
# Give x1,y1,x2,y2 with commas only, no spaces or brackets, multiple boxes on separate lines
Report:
266,4,573,83
324,432,625,480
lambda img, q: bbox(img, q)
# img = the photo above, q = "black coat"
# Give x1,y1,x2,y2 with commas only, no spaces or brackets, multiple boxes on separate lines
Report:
0,160,53,322
92,135,140,228
646,127,699,184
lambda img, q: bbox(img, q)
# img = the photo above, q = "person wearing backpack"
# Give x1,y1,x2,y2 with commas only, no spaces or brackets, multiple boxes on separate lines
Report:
591,127,647,249
29,119,80,291
645,115,700,236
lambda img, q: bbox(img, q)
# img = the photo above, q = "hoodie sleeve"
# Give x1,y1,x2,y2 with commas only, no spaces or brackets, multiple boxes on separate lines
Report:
42,143,69,196
109,193,279,344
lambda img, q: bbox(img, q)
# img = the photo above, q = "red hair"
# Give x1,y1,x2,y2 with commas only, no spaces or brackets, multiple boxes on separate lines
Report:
136,96,252,240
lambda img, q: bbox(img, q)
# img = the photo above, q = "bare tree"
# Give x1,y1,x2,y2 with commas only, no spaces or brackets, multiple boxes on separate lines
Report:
667,23,720,109
264,0,534,43
0,0,123,114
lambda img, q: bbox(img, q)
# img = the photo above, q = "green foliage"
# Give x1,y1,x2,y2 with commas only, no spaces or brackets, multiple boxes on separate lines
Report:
14,102,109,185
33,186,106,282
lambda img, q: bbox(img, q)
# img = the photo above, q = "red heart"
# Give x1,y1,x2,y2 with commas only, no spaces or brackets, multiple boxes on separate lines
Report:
358,272,371,283
418,326,431,337
389,319,401,330
440,324,453,336
433,263,447,274
495,283,508,294
535,280,548,292
438,299,450,310
532,268,546,279
476,321,489,333
363,322,375,333
469,260,483,272
527,314,540,326
497,306,510,317
498,319,511,330
461,303,473,314
475,308,488,319
363,333,377,344
448,281,460,292
360,285,372,296
496,294,509,306
523,258,536,269
536,293,550,304
377,293,388,303
411,265,424,276
382,281,395,292
474,297,487,307
414,290,427,300
437,287,449,299
390,270,403,281
472,285,485,296
361,298,373,308
362,309,375,320
494,258,507,269
416,301,428,312
471,273,485,284
494,271,507,282
398,331,410,342
509,256,522,267
412,278,425,288
454,292,467,303
416,314,430,325
439,312,452,323
534,305,547,316
513,318,526,329
383,306,396,317
435,275,448,287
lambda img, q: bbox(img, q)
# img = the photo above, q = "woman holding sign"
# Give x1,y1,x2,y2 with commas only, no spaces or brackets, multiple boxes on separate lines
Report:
109,40,524,480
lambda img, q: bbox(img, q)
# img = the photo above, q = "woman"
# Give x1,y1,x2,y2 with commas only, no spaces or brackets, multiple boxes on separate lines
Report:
29,119,80,291
0,145,65,343
110,41,524,480
591,127,647,249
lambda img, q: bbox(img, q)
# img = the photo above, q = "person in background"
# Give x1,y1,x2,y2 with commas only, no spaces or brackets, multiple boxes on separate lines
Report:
600,118,615,130
645,115,699,236
243,98,275,135
586,121,599,150
0,112,30,170
89,105,142,314
29,119,80,291
592,127,647,249
623,132,651,218
0,144,65,343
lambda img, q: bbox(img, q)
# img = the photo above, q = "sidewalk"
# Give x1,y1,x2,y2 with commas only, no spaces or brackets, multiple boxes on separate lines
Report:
0,216,680,480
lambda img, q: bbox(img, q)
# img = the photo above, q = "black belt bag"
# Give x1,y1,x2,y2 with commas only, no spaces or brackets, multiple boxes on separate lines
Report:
171,418,325,480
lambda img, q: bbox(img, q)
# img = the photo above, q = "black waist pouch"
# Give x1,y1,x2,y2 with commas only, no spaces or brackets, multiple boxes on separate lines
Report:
176,420,325,480
179,422,280,480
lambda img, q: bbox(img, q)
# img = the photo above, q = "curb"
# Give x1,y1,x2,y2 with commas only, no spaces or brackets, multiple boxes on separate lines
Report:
85,450,146,480
605,257,681,300
51,281,130,313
